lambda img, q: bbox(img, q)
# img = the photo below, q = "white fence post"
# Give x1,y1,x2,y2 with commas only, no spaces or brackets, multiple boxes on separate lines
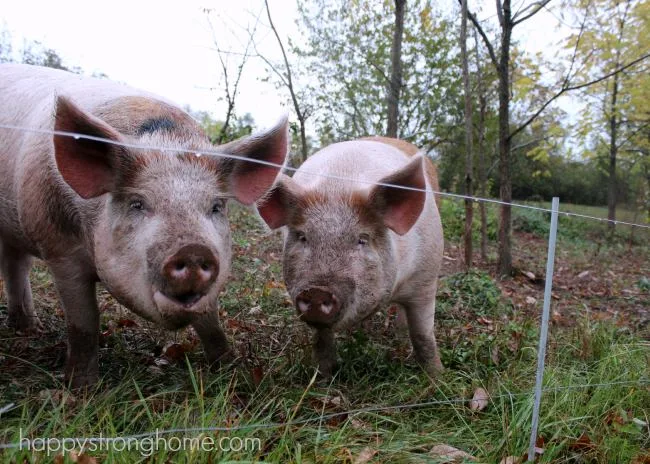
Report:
528,197,560,462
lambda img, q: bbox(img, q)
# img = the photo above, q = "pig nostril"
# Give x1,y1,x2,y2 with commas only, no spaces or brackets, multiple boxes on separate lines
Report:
297,299,310,313
175,262,186,272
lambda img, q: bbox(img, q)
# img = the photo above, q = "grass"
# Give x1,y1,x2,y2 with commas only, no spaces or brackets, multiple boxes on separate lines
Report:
1,202,649,463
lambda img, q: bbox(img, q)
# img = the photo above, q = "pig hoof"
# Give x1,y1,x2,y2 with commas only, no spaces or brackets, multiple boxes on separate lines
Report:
316,362,338,382
315,375,334,387
423,360,444,378
8,314,44,335
207,351,237,371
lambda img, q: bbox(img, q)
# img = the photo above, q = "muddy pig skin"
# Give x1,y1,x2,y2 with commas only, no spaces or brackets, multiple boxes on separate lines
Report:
0,64,288,388
257,137,443,378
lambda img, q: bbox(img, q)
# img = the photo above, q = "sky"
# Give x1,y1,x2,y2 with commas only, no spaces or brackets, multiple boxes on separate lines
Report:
0,0,572,132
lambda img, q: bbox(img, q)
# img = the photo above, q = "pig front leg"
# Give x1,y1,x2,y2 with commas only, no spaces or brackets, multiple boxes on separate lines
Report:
1,243,42,333
191,310,235,367
313,327,337,379
403,294,443,377
50,262,100,388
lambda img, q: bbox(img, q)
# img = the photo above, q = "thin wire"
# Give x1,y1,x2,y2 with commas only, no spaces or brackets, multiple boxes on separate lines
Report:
0,123,648,230
0,379,647,449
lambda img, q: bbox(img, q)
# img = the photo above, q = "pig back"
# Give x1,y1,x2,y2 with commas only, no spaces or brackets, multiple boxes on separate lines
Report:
294,139,443,294
360,136,441,206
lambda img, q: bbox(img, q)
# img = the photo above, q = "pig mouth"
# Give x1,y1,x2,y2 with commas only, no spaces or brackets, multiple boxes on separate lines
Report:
153,289,210,312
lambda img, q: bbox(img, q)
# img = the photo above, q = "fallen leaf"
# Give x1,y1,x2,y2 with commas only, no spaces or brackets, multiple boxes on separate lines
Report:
525,296,537,305
429,444,476,462
523,271,536,281
162,341,196,362
353,447,377,464
568,432,596,452
477,316,493,325
578,270,590,279
499,457,520,464
631,451,650,464
350,418,371,430
153,357,170,367
38,389,77,408
117,318,138,328
252,366,264,386
490,346,500,365
54,451,98,464
469,388,489,411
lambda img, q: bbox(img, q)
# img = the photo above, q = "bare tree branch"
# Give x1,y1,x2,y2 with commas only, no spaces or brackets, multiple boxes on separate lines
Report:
459,0,498,68
263,0,309,163
206,11,260,143
512,0,552,26
496,0,505,27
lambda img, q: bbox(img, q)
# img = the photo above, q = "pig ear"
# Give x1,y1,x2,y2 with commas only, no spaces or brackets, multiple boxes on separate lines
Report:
54,96,125,199
256,174,302,229
368,155,426,235
218,115,289,205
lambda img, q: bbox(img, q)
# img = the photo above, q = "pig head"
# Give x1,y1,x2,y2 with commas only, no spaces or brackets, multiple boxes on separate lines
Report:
0,64,288,387
258,139,444,378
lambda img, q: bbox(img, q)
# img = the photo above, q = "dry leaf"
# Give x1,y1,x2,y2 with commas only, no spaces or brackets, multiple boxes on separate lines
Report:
162,341,196,362
631,452,650,464
116,318,138,328
523,271,536,280
499,457,520,464
58,451,98,464
38,389,77,408
353,447,377,464
578,270,590,279
252,366,264,386
525,296,537,305
569,432,596,452
490,346,500,365
469,388,489,411
430,444,476,462
350,418,371,430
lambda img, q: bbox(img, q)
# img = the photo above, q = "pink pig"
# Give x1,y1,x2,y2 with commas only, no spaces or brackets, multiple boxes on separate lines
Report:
258,137,444,378
0,64,288,387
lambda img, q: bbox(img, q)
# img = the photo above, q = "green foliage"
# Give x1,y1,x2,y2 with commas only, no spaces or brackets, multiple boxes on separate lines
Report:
637,276,650,292
0,26,81,73
512,208,552,237
439,199,498,242
438,270,502,317
295,0,461,148
2,206,649,462
189,109,255,144
565,0,650,217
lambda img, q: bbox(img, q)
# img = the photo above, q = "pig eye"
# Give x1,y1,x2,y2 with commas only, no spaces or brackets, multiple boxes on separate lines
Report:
296,231,307,243
358,234,370,246
129,200,145,211
212,199,226,215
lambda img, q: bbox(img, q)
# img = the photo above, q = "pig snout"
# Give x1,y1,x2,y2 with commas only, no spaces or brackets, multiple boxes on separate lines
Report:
296,288,341,325
159,244,219,307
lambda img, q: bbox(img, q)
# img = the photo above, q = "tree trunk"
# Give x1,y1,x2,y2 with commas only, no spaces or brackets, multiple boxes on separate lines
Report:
461,0,474,270
607,72,619,235
497,0,513,276
299,116,308,163
387,0,406,138
474,31,488,262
